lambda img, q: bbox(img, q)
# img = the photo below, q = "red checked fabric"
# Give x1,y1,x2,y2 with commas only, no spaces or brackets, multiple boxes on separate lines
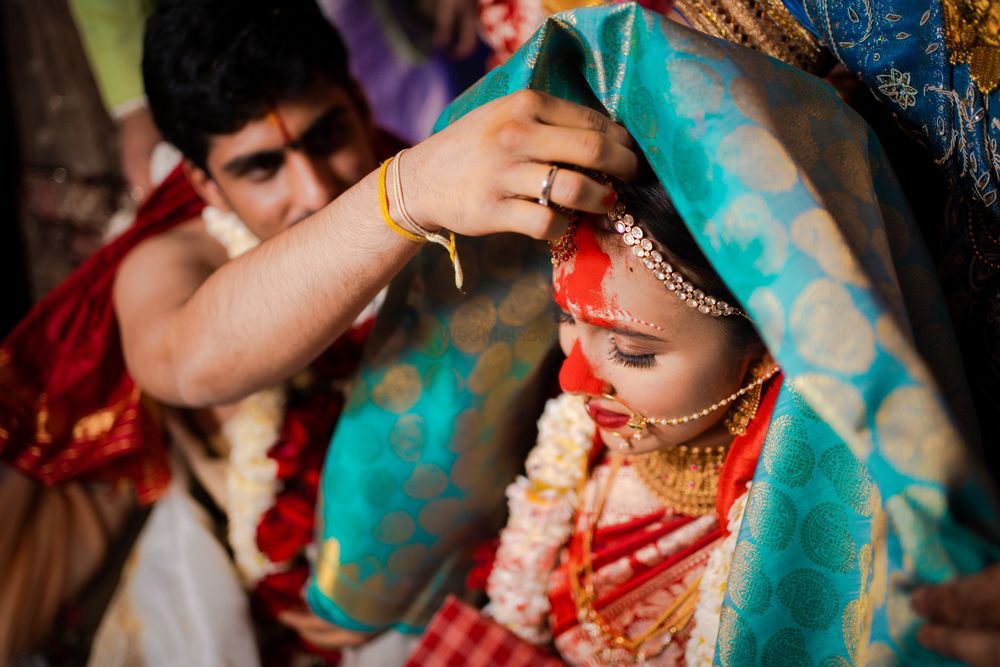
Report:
405,596,564,666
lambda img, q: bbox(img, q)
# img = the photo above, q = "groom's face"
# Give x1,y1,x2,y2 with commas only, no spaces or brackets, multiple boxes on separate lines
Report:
190,78,379,241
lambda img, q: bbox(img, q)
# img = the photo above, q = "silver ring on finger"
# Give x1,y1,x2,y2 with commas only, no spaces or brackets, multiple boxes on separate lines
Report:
538,164,559,208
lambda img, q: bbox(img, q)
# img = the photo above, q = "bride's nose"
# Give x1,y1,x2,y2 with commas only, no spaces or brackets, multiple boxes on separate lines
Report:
559,340,611,395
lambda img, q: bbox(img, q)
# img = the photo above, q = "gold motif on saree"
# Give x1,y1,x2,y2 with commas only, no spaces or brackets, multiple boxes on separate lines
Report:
841,597,866,661
773,109,819,168
887,570,925,647
448,295,497,355
514,312,557,362
941,0,1000,93
415,314,448,358
387,543,429,575
718,194,790,274
667,58,724,118
402,464,449,500
719,126,798,193
418,497,462,536
374,511,416,545
318,559,402,626
498,273,550,326
372,364,423,414
792,374,872,458
390,413,425,462
729,76,770,125
885,489,953,585
842,487,885,663
876,386,964,483
726,541,770,612
482,376,521,423
791,209,869,287
865,641,897,667
790,280,876,374
467,342,513,395
748,288,785,351
824,140,877,202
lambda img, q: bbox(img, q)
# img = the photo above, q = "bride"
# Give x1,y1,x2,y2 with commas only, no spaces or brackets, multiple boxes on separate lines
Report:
453,4,1000,665
489,169,782,665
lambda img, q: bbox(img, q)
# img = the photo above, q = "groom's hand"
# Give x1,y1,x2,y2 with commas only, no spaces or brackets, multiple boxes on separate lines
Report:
278,607,370,650
911,563,1000,667
405,89,639,241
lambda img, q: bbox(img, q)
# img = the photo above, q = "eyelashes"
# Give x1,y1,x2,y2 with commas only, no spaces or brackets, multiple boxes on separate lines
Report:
608,340,656,369
554,308,575,325
557,308,657,369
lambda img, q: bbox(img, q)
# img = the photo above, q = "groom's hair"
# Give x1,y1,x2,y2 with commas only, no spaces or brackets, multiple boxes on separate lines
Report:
143,0,354,171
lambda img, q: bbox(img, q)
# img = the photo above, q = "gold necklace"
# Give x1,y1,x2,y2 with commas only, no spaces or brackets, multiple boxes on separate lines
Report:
569,455,703,664
628,444,729,516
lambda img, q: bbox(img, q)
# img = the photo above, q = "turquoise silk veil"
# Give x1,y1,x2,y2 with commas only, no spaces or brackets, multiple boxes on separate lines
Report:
433,4,999,664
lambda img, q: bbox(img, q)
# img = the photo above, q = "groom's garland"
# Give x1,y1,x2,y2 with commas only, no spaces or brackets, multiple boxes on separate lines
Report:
202,208,370,619
203,206,290,584
486,391,746,664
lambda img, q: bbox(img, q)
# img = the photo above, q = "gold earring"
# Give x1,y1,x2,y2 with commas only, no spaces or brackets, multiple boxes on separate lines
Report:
724,362,768,436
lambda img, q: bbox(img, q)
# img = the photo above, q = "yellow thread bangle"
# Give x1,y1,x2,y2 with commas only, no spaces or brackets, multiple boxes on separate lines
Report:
378,158,424,243
389,149,464,290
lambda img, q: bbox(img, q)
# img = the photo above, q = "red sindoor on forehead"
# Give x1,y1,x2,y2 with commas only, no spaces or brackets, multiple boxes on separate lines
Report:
559,339,608,395
553,222,615,327
266,107,295,144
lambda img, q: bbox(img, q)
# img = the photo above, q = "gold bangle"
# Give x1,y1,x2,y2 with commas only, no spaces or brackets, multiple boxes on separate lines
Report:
378,158,425,243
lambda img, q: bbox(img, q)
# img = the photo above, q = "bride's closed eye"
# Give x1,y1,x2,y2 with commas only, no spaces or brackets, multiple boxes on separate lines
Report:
608,336,656,369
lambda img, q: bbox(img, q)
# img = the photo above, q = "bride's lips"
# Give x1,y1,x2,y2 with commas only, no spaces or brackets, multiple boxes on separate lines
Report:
585,401,630,429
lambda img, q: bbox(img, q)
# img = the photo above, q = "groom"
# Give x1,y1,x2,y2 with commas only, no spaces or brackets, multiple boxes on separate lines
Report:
0,0,636,660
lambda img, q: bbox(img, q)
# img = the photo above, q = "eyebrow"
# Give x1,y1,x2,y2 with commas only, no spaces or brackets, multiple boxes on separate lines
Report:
220,104,350,176
605,324,668,343
221,149,284,176
562,305,670,343
296,105,348,145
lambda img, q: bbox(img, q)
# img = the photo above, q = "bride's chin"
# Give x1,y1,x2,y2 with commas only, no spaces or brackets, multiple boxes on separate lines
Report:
598,428,666,455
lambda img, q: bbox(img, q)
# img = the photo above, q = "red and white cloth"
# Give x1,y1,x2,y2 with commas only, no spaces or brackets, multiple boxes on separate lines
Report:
405,596,564,666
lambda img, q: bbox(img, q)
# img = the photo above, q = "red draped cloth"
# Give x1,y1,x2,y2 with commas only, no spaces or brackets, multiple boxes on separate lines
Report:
0,130,405,507
0,166,203,504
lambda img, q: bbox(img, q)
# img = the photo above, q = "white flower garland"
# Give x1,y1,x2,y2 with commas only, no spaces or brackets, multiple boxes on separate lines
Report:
486,392,592,643
204,207,289,585
488,391,747,661
203,206,383,586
